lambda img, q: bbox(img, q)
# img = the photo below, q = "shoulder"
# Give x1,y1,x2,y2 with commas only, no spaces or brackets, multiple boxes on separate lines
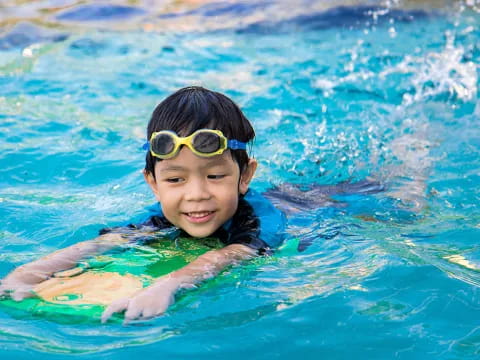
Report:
239,189,287,248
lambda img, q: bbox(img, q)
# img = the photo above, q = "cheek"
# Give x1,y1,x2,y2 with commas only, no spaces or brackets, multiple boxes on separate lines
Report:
160,185,177,198
223,190,240,216
152,183,166,203
153,184,178,211
157,191,179,224
222,175,241,210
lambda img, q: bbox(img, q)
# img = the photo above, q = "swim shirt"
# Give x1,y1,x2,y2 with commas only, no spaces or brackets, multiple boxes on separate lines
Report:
100,189,286,255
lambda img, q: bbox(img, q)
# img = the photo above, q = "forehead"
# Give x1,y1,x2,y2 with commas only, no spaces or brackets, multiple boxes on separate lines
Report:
155,147,237,172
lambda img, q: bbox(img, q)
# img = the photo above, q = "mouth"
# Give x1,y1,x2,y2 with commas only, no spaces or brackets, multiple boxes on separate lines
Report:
183,211,216,223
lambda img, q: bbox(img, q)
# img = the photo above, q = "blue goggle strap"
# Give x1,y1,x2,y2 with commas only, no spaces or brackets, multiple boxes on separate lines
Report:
227,139,247,150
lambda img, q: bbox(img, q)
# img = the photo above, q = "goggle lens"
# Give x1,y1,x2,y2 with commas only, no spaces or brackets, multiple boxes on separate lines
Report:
192,131,222,154
151,133,175,156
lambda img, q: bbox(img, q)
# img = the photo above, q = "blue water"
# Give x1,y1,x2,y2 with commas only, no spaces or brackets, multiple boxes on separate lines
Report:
1,0,480,358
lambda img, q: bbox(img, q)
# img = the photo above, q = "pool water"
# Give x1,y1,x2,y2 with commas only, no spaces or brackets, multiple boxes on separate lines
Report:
1,0,480,358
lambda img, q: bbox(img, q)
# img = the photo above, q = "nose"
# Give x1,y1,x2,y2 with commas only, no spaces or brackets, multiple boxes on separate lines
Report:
184,176,211,202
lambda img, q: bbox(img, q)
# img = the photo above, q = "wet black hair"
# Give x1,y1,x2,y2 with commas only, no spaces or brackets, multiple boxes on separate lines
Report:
145,86,255,177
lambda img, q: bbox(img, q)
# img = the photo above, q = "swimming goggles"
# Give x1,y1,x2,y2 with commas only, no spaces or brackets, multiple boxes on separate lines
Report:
144,129,247,159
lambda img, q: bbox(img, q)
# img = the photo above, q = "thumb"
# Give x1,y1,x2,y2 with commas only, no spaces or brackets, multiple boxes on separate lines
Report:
11,289,35,301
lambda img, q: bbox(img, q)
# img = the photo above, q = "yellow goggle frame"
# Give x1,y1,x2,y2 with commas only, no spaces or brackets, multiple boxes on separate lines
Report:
147,129,247,160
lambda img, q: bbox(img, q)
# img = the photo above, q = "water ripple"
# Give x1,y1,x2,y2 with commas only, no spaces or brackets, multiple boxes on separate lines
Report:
0,1,479,359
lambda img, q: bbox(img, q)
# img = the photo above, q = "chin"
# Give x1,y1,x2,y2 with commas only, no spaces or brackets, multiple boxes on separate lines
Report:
184,227,217,239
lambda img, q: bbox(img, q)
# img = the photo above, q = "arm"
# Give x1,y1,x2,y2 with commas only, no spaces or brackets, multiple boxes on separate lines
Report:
101,243,256,323
0,233,127,300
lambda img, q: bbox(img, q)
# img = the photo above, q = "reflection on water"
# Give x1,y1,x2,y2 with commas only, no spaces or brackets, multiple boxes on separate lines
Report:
0,0,479,358
0,0,478,33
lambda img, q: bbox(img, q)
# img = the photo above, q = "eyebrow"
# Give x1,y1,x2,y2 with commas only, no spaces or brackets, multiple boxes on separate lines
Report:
159,165,188,172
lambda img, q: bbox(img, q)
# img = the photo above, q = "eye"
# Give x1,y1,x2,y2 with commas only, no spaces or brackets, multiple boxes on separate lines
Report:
165,177,184,183
207,174,226,180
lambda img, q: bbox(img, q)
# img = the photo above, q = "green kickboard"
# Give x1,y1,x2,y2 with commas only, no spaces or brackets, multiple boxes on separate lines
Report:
0,237,223,323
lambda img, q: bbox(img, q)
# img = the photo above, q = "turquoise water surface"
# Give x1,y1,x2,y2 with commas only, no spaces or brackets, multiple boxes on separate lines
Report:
1,0,480,358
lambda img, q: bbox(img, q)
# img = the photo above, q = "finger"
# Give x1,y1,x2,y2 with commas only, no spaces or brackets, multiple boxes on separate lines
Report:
136,294,174,320
11,289,34,301
123,301,145,322
140,306,164,319
101,298,129,324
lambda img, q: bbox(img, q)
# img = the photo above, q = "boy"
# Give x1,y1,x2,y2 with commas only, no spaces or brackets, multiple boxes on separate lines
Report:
0,86,286,323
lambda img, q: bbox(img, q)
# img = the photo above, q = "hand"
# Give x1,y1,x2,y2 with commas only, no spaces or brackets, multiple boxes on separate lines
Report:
0,267,48,301
101,276,180,324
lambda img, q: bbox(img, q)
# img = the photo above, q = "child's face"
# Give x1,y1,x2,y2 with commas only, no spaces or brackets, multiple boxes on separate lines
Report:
144,146,257,238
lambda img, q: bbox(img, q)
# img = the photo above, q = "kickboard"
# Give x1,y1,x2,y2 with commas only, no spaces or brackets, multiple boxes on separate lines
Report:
0,237,223,323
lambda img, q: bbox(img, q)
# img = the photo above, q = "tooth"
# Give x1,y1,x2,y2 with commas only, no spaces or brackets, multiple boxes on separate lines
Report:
188,211,211,218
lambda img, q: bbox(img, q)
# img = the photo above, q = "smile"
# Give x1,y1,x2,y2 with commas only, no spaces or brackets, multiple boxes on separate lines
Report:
183,211,215,223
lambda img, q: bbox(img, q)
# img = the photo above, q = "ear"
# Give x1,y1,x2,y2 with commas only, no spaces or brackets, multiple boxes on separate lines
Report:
143,169,161,201
239,159,257,195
